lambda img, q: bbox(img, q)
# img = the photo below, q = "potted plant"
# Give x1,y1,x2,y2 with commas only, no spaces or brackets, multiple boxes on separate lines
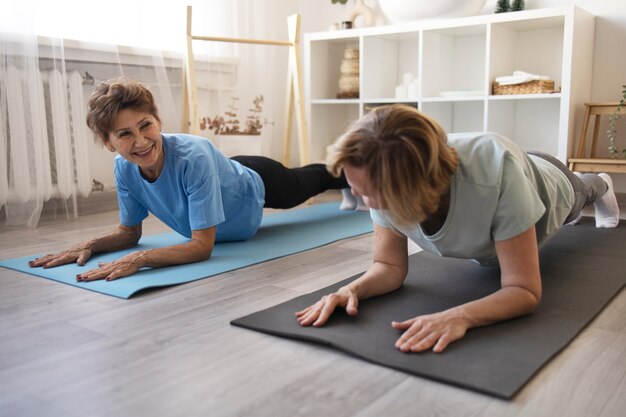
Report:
607,84,626,159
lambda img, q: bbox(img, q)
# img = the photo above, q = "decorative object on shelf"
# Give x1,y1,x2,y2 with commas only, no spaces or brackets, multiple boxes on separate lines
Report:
493,79,555,95
511,0,525,12
346,0,375,27
395,72,420,99
607,85,626,159
378,0,487,23
329,20,354,31
337,47,360,99
201,95,268,136
493,71,556,95
329,0,349,30
495,70,550,86
495,0,511,13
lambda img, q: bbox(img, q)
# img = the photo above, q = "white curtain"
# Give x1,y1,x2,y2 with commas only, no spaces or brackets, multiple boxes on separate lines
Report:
0,33,186,227
0,33,54,227
0,0,278,228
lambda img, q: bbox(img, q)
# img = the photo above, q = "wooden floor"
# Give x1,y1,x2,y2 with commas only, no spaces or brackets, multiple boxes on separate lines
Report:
1,192,625,417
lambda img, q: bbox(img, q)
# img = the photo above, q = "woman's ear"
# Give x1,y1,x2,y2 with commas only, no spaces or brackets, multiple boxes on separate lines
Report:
103,139,115,152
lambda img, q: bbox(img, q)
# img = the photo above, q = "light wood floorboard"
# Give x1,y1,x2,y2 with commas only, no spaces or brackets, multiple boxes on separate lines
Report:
0,193,624,417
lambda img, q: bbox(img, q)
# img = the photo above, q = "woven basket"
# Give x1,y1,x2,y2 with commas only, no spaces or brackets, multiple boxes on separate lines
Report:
493,79,555,95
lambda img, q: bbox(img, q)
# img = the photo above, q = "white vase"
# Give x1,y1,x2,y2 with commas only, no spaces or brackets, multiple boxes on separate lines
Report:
378,0,487,23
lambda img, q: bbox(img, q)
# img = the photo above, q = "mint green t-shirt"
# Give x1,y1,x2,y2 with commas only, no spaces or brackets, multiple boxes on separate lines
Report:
370,133,574,266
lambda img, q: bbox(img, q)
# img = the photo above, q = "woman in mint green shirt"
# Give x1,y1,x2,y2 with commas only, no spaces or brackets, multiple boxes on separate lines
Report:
296,104,619,353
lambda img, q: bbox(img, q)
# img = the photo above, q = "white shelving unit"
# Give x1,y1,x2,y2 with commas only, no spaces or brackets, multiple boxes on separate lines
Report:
304,6,595,163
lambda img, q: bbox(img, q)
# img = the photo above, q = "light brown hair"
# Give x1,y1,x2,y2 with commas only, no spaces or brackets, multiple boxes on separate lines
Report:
327,104,458,225
86,77,161,145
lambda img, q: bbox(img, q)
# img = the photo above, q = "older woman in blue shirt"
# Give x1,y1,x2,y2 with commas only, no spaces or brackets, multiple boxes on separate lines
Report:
29,78,348,281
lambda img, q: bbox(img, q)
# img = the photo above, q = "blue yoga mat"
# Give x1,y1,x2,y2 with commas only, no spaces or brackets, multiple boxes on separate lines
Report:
0,202,373,299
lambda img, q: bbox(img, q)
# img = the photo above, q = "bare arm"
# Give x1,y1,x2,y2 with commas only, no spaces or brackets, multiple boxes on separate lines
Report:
296,224,409,326
393,225,542,353
344,223,409,300
456,224,541,325
76,226,216,282
29,223,143,268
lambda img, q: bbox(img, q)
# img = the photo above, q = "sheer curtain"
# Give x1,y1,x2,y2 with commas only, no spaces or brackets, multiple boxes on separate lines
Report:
189,1,281,158
0,33,183,227
0,0,276,228
0,33,57,227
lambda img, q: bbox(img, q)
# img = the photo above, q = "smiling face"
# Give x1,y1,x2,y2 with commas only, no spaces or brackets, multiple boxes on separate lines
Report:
342,163,380,210
107,108,164,181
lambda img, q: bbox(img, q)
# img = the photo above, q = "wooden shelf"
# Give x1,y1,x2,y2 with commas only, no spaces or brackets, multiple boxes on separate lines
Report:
568,158,626,174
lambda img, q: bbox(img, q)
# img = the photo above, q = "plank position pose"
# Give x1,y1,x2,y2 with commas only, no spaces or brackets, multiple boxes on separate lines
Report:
296,104,620,353
29,78,348,281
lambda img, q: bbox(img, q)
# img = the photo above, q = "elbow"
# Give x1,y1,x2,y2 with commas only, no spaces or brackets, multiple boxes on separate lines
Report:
392,267,409,291
197,244,213,262
190,227,216,262
524,288,542,313
119,225,142,246
198,247,213,262
505,285,542,315
527,294,541,313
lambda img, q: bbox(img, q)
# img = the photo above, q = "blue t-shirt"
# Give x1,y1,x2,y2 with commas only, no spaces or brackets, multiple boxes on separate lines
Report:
114,133,265,241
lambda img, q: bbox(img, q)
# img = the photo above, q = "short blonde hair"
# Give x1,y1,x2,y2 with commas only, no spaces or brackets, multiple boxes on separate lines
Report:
327,104,458,225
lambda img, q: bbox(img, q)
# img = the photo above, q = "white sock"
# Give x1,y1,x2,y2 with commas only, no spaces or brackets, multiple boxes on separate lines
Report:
565,171,583,226
340,188,357,210
594,173,620,228
354,195,369,211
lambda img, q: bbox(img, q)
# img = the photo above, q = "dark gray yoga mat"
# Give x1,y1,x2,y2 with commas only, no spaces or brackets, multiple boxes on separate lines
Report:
231,218,626,398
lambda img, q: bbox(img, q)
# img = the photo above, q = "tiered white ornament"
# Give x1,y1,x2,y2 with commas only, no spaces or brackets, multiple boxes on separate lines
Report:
337,47,360,99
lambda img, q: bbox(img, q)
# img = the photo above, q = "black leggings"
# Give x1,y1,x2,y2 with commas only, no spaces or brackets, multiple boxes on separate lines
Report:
232,156,349,209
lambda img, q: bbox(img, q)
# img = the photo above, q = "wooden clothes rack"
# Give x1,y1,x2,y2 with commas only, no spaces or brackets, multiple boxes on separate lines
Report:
182,5,310,167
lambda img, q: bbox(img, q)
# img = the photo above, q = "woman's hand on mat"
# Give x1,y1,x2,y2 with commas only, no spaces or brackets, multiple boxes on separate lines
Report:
295,286,359,327
76,250,150,282
392,310,469,353
29,244,94,269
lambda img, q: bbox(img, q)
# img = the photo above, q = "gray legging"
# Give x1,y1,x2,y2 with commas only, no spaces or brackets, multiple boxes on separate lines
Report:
527,151,608,224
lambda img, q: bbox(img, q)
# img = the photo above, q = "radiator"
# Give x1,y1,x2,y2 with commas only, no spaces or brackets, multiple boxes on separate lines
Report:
0,67,91,206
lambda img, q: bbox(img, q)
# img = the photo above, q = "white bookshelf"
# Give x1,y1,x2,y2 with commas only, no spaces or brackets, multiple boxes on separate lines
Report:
304,6,595,163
